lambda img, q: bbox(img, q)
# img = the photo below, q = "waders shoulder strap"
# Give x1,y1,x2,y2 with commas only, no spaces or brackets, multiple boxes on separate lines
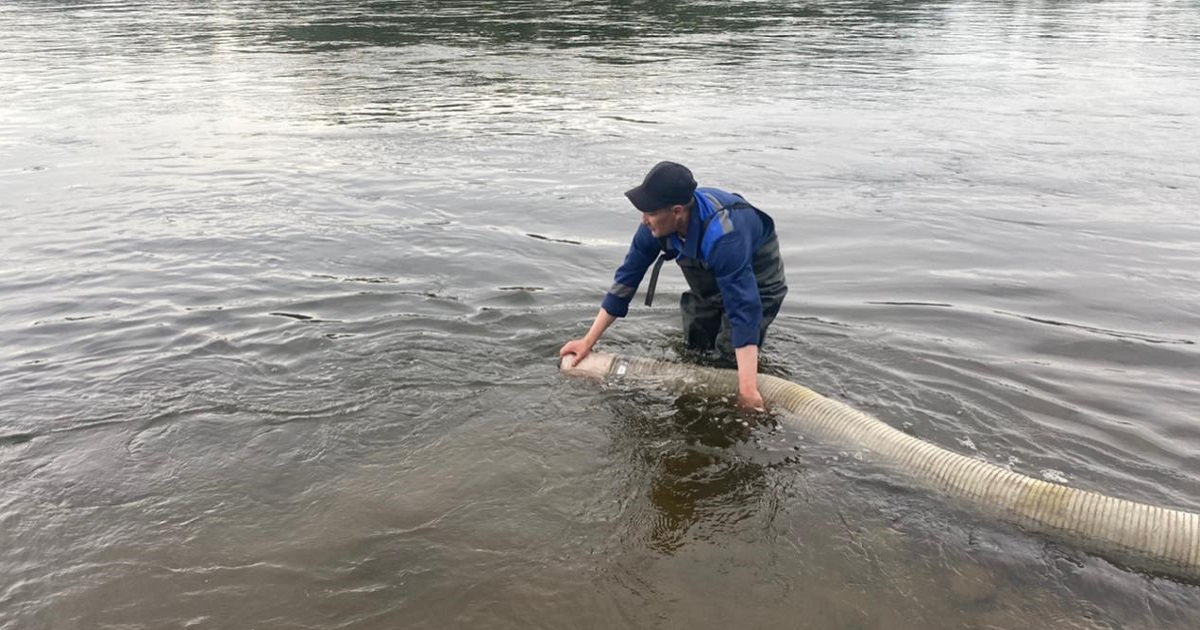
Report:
644,253,670,307
643,194,755,307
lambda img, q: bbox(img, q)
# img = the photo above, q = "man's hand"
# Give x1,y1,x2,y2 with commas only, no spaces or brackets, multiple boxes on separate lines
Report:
738,385,766,411
559,338,593,368
560,309,617,368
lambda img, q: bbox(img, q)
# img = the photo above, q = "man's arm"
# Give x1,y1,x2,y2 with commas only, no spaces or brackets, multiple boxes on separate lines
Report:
707,231,767,409
560,225,659,365
599,224,661,319
735,344,764,410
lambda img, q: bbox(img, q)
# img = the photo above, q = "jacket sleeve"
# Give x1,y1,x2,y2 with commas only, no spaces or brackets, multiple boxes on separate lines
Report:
706,230,763,347
601,225,661,318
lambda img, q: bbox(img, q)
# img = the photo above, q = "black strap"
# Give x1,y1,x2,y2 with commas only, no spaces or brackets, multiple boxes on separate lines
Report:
644,253,669,306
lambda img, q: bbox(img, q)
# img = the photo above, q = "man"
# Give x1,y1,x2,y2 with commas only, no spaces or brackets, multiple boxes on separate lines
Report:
559,161,788,409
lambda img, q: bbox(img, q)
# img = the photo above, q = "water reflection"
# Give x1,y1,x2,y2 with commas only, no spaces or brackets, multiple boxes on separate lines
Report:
282,0,830,49
608,389,784,554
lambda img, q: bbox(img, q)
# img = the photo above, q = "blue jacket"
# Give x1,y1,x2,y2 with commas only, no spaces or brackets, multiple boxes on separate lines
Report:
601,187,775,348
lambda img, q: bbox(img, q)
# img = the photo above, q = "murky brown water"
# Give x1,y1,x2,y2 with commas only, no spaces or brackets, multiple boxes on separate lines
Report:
2,1,1199,628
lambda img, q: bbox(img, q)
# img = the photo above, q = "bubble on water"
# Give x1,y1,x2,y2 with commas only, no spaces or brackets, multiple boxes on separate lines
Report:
1040,469,1070,484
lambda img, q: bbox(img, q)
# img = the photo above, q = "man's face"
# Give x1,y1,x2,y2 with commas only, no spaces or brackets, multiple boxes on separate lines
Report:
641,205,682,238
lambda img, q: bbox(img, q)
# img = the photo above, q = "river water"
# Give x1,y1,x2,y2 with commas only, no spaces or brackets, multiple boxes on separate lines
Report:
2,1,1199,628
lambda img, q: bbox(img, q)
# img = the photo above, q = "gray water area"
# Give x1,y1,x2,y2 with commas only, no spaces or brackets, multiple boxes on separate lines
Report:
2,0,1199,628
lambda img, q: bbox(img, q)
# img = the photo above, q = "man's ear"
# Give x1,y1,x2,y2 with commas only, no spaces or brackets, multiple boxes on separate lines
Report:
671,204,688,230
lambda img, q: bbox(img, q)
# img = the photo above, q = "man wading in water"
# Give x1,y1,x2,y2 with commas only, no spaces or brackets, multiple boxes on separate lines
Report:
559,161,789,410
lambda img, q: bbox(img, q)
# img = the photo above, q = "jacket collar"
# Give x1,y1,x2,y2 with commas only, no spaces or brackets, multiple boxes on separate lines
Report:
674,191,715,259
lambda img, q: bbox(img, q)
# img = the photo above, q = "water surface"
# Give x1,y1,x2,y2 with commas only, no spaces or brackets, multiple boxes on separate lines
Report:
2,1,1199,628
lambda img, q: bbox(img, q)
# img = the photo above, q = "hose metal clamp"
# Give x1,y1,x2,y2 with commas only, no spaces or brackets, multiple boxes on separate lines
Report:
612,358,629,380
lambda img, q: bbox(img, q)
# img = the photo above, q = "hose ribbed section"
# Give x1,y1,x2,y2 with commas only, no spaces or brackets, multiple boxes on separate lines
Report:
603,354,1200,581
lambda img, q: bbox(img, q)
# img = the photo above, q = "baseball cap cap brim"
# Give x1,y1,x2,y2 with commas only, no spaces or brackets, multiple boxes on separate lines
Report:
624,185,662,213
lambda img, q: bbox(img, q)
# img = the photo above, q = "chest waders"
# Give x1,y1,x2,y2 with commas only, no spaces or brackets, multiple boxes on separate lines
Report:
643,194,788,355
